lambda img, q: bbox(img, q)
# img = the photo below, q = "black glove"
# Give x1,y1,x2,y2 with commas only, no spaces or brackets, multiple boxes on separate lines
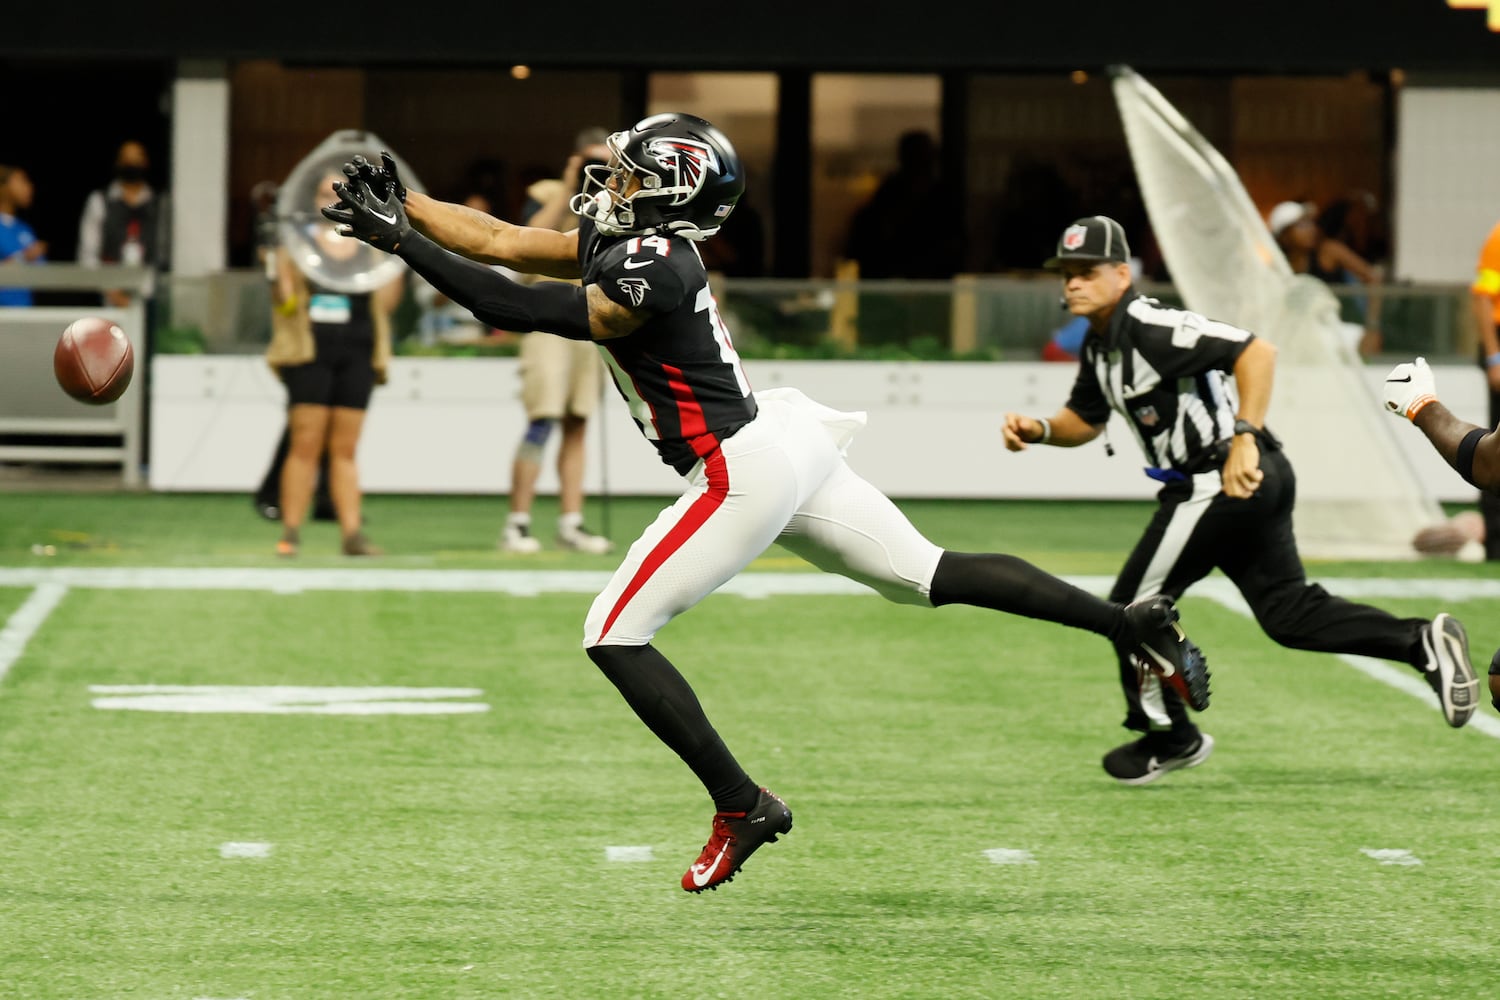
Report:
321,177,411,252
343,151,407,205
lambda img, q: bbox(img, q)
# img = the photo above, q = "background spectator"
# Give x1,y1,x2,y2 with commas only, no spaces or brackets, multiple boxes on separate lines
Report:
842,129,961,346
263,170,404,558
0,165,46,306
77,140,170,308
1470,214,1500,560
499,128,614,555
1269,199,1383,356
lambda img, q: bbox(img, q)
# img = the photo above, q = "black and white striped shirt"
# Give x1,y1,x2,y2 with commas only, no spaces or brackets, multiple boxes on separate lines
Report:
1065,289,1256,473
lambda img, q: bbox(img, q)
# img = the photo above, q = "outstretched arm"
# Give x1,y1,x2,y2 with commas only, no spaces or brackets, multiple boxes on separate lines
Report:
344,153,582,278
323,176,644,343
404,191,581,279
1383,356,1500,493
1411,403,1500,493
398,231,599,340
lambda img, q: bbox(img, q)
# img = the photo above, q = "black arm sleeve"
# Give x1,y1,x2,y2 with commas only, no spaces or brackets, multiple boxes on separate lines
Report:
396,231,593,340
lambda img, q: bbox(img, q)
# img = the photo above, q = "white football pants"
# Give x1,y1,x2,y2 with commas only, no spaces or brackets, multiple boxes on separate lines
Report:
584,388,945,647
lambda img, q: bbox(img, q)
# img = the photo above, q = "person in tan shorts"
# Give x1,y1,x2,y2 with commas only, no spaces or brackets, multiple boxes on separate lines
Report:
502,128,615,555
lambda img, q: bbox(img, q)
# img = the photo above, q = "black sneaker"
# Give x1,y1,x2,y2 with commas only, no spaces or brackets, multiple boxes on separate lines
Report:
1103,730,1215,786
254,497,281,522
1419,613,1477,728
1489,647,1500,714
1123,595,1212,711
681,787,792,893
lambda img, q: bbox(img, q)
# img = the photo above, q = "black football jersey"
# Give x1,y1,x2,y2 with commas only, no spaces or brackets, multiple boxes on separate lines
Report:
579,218,757,474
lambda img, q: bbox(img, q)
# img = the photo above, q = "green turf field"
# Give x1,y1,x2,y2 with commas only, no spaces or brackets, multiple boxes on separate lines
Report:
0,493,1495,998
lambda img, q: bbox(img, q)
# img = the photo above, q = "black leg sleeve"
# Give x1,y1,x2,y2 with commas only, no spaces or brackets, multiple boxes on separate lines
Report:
929,551,1125,639
587,644,758,814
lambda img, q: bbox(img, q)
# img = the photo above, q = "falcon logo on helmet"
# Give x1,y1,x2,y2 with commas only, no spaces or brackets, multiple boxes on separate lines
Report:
645,139,720,206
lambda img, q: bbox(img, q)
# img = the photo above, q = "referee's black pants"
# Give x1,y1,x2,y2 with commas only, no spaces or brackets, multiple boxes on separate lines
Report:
1108,448,1428,735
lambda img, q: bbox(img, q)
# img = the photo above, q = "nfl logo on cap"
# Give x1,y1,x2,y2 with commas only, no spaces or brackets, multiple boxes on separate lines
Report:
1044,215,1131,270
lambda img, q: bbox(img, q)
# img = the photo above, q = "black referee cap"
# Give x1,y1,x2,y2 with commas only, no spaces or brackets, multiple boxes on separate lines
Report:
1044,216,1131,270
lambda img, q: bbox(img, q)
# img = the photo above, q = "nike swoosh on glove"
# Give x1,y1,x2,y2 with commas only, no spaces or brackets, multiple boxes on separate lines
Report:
1382,356,1438,421
321,177,410,252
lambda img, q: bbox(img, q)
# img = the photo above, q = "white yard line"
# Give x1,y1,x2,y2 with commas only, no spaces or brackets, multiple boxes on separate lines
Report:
0,569,1492,736
0,567,1495,601
1199,585,1500,740
0,583,68,686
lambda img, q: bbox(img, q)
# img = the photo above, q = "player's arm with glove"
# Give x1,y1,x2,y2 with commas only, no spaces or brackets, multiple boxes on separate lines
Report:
1383,356,1500,494
1001,408,1102,450
343,153,582,279
323,177,610,342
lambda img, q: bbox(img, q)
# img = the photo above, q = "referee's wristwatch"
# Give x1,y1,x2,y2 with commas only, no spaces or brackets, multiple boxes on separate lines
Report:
1232,419,1260,440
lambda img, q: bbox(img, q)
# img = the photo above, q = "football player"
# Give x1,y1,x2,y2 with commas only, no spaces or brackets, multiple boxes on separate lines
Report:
1383,356,1500,713
323,114,1208,892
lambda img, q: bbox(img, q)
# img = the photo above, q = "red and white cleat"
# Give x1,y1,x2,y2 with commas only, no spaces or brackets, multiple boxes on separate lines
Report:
682,787,793,893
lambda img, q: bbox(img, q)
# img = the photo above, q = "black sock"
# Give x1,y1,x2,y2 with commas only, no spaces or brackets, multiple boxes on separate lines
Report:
587,644,759,813
929,551,1124,639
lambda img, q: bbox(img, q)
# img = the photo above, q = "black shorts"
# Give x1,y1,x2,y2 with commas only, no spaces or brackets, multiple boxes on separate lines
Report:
280,334,376,410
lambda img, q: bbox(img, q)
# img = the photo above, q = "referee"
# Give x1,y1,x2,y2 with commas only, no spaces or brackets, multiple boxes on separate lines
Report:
1002,216,1478,785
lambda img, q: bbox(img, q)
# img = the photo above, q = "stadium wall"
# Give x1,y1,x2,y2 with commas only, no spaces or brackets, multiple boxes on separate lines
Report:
150,357,1489,503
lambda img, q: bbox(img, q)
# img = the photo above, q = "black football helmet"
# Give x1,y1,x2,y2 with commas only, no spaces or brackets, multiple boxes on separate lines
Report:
570,112,744,240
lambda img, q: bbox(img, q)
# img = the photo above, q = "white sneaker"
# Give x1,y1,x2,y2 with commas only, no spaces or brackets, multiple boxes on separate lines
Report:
1421,613,1478,728
558,526,614,555
500,522,542,554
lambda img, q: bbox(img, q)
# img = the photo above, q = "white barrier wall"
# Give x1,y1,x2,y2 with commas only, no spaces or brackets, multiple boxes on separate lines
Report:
149,357,1490,503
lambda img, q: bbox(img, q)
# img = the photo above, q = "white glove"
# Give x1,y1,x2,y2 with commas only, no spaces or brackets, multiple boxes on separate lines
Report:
1382,356,1438,421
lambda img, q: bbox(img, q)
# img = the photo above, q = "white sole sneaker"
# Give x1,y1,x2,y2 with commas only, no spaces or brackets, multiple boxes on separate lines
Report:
558,533,614,555
500,532,542,554
1423,613,1478,728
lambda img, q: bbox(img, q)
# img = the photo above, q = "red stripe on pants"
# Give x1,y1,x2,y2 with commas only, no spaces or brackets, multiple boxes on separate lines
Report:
594,440,727,643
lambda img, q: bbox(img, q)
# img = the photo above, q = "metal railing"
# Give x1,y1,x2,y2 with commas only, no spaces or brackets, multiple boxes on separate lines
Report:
8,265,1482,365
0,265,153,486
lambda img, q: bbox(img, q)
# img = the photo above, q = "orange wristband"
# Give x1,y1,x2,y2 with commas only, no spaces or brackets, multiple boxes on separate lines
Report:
1407,394,1438,420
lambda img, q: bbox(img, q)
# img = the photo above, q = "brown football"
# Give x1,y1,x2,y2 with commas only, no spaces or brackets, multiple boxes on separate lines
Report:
55,317,134,405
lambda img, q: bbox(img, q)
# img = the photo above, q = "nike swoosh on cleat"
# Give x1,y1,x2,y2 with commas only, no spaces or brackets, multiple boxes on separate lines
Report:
1138,644,1177,676
1388,375,1412,383
622,258,652,269
690,844,730,887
